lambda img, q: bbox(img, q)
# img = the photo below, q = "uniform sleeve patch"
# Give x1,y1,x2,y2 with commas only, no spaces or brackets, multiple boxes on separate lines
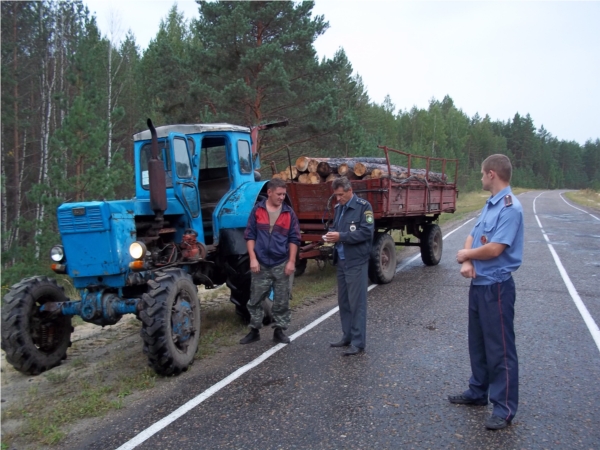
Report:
365,211,374,224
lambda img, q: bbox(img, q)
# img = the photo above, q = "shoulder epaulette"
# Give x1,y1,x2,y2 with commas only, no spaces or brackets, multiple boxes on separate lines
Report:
356,198,367,205
504,195,513,207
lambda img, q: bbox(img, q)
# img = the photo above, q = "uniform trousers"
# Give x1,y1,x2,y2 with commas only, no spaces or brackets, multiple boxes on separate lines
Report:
336,259,368,349
465,276,518,421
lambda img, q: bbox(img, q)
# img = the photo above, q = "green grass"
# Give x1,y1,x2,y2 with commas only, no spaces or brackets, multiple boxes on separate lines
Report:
196,307,247,358
564,189,600,210
290,260,337,309
1,358,157,447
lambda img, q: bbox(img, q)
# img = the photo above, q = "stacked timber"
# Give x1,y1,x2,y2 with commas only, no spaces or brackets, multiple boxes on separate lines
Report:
271,156,447,184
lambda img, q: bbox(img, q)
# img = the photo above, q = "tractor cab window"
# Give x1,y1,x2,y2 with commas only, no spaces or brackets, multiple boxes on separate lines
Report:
200,137,228,170
238,140,252,174
173,138,192,179
140,140,173,189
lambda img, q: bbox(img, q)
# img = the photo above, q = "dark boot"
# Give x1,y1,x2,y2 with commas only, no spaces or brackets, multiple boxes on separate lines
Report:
240,327,260,344
273,327,290,344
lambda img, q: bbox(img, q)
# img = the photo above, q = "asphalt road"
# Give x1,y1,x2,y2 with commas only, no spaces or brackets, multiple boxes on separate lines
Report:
70,190,600,450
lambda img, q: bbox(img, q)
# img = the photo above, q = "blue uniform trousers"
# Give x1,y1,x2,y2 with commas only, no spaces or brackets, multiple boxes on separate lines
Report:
336,259,368,349
465,277,518,421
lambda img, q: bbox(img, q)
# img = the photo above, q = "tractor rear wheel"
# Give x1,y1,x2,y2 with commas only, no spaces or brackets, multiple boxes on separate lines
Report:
225,254,252,323
420,224,443,266
225,254,274,325
294,257,308,277
140,269,200,376
1,277,73,375
368,233,397,284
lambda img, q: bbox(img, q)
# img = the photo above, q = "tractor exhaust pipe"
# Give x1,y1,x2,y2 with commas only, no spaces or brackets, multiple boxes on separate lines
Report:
147,118,167,214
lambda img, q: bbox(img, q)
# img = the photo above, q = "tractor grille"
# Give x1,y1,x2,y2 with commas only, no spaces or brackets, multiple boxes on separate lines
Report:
58,206,106,232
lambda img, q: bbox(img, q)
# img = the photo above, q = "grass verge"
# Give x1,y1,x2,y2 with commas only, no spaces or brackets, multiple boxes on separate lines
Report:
564,189,600,211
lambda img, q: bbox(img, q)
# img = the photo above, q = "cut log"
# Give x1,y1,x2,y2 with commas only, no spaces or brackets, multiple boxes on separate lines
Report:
316,161,332,178
309,172,321,184
290,156,448,183
371,168,384,179
295,156,310,172
298,173,311,184
307,159,319,173
283,165,298,180
345,171,361,180
338,163,349,176
325,173,339,182
353,162,367,177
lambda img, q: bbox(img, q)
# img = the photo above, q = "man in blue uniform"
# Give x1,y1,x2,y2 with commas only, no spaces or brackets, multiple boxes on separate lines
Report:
449,154,524,430
325,177,374,356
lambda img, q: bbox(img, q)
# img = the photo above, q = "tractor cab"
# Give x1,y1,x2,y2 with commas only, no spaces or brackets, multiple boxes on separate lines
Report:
132,124,258,246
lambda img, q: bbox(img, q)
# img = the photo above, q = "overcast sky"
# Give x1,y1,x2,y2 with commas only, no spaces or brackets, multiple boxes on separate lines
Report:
84,0,599,145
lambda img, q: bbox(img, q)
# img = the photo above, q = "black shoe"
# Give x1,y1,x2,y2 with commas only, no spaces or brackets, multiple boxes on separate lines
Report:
485,414,511,430
273,327,290,344
330,339,351,348
448,394,488,406
239,328,260,345
343,346,364,356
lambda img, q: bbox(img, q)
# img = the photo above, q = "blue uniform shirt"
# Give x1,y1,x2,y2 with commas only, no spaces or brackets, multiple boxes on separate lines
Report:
470,186,524,285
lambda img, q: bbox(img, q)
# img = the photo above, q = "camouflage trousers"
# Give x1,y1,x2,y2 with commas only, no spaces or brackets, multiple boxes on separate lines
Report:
248,261,291,330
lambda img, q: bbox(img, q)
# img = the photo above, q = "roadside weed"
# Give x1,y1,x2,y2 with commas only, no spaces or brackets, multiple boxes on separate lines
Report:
44,370,70,384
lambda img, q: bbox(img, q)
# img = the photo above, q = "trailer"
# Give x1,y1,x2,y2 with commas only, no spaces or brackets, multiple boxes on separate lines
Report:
285,146,459,283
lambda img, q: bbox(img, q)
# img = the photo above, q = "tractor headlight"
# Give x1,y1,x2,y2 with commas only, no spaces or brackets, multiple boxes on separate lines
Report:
129,241,147,260
50,245,65,263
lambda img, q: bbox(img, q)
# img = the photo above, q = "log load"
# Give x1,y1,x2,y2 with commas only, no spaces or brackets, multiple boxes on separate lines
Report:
281,156,447,184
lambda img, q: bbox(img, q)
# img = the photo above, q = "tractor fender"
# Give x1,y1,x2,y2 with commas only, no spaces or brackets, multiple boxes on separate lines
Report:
213,180,268,251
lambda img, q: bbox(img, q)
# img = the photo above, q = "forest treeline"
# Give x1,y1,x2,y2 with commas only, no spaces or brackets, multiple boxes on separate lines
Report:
1,1,599,284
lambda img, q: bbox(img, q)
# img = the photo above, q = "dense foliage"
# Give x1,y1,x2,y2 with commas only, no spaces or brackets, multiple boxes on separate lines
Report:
1,0,599,286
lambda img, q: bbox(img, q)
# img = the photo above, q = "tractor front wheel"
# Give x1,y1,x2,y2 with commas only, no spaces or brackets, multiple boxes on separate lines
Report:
140,269,201,376
1,277,73,375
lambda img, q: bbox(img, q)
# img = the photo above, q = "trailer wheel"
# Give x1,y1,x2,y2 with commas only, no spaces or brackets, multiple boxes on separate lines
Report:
140,269,200,376
1,277,73,375
421,224,443,266
368,233,397,284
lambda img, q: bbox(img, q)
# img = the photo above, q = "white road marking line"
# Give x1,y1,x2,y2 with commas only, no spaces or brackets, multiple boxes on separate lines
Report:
116,220,474,449
533,192,600,353
559,191,600,221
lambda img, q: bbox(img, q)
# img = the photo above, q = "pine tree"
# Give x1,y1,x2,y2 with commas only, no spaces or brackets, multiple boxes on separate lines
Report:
191,1,331,160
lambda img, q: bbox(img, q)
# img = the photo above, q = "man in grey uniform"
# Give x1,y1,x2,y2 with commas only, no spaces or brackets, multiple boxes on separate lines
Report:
324,177,374,356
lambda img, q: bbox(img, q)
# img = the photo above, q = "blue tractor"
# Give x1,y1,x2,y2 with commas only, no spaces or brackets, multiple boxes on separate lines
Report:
1,119,285,376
